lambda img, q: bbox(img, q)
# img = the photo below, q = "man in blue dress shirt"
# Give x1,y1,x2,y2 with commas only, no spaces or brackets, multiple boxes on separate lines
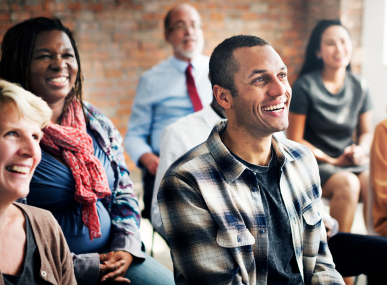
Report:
125,4,212,220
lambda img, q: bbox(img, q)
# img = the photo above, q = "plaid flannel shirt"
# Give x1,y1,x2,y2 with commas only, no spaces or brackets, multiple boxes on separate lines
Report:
158,120,344,285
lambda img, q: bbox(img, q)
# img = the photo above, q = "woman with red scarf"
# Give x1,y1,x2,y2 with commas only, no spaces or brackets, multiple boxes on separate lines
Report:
0,18,174,285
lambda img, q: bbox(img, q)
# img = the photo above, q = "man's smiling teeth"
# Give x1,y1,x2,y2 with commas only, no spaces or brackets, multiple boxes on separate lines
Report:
263,103,285,112
48,77,67,83
6,165,29,174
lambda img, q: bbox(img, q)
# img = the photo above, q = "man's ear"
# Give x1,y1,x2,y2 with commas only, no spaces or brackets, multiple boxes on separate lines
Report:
213,84,232,110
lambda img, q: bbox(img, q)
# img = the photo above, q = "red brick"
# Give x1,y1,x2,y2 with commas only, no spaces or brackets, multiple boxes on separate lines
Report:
120,99,133,105
67,3,83,11
88,4,104,12
105,70,123,78
117,108,131,115
10,11,32,22
43,2,65,12
95,81,114,88
0,22,13,31
23,4,43,11
0,13,9,21
0,3,9,12
210,13,224,21
10,4,21,11
31,11,53,18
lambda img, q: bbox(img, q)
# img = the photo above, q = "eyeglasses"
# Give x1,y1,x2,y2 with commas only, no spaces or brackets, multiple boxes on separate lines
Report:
168,22,202,32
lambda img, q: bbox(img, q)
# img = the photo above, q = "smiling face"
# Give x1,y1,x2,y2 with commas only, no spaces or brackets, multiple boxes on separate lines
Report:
29,30,78,106
316,25,352,71
165,5,204,62
0,105,42,203
227,45,291,137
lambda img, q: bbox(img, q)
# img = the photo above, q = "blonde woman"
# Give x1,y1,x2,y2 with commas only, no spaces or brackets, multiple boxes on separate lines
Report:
0,80,76,284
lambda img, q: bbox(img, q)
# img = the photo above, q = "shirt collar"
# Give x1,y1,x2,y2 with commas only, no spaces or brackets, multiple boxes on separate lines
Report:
207,120,294,184
201,104,224,129
170,54,203,73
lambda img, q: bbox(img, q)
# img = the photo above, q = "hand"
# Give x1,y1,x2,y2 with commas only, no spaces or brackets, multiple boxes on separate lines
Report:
343,144,369,166
98,251,133,283
332,153,353,167
323,218,333,240
140,153,159,176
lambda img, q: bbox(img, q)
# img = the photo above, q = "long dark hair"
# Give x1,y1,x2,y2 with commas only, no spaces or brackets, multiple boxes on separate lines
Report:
0,17,86,119
298,19,351,78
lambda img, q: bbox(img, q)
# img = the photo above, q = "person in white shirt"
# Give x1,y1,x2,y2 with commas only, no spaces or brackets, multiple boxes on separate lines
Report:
151,97,226,238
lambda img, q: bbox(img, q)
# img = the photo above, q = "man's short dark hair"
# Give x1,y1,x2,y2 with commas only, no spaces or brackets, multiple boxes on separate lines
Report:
164,7,174,33
209,35,270,97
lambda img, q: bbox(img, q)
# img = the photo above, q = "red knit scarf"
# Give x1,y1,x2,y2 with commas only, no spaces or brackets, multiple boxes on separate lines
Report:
40,100,111,240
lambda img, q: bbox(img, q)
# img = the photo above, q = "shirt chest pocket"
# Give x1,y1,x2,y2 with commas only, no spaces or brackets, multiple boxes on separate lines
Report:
302,206,322,228
216,227,255,248
302,206,323,256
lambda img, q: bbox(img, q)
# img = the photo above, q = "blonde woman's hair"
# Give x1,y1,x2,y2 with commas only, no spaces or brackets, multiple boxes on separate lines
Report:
0,79,52,128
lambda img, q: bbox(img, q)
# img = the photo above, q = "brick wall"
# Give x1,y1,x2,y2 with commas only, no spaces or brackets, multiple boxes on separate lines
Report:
0,0,363,174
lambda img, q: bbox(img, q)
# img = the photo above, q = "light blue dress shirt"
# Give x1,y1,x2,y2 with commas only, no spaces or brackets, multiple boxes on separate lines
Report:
125,54,213,166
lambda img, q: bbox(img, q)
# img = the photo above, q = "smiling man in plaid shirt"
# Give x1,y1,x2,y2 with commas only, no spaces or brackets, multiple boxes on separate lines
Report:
158,35,344,285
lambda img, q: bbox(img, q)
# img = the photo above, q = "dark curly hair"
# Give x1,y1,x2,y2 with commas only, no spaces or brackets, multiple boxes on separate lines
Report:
0,17,86,119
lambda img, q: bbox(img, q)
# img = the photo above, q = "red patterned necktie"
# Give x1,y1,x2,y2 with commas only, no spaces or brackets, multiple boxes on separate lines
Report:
186,64,203,112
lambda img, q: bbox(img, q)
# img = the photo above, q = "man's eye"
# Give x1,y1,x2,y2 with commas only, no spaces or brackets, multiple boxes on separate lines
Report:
253,77,264,83
279,73,287,78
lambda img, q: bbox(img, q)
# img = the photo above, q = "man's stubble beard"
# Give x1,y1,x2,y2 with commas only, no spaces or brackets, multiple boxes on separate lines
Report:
176,35,204,60
233,102,289,139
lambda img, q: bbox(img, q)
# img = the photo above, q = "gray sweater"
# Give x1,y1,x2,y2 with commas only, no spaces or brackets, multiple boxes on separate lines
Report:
0,203,77,285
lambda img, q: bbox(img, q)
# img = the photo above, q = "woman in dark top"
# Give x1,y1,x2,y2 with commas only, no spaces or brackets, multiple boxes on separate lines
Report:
287,20,373,233
0,17,173,285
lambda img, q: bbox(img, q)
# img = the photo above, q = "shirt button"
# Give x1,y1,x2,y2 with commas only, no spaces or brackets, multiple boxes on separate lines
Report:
251,187,258,192
259,229,265,235
237,236,241,242
41,271,47,277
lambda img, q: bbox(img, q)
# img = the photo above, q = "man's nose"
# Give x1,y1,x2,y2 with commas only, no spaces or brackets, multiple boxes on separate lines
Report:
268,77,287,97
185,24,195,35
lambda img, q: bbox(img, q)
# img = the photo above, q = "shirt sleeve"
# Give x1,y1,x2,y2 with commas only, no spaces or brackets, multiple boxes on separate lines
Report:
300,152,345,285
72,253,100,285
359,80,373,114
371,122,387,213
158,174,245,285
289,79,310,115
151,126,183,239
309,200,345,284
109,136,145,260
125,75,155,166
85,102,145,261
